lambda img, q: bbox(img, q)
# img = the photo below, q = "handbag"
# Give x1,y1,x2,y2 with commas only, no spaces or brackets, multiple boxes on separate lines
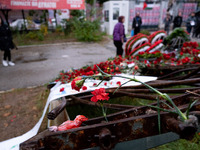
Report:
131,29,134,36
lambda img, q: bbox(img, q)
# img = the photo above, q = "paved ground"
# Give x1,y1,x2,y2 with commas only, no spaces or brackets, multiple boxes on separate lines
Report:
0,41,115,91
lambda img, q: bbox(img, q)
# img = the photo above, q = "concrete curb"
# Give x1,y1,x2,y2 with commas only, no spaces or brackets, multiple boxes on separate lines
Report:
17,42,91,48
0,85,44,94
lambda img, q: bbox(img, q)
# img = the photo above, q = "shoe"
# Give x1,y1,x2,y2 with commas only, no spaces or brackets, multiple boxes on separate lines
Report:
2,60,8,67
8,61,15,66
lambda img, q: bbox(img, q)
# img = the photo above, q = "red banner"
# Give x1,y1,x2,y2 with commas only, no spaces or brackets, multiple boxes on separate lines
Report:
0,0,85,10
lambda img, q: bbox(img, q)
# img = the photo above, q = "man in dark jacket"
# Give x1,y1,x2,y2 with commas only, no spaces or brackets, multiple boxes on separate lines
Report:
132,12,142,35
173,12,183,29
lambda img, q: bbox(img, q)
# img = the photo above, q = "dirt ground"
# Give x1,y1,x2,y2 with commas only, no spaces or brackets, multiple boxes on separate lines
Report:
0,86,49,142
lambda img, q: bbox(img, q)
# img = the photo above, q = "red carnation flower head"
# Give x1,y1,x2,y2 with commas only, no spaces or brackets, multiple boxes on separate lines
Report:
134,65,139,70
60,87,65,92
82,86,87,90
116,81,121,86
71,77,85,91
91,88,110,102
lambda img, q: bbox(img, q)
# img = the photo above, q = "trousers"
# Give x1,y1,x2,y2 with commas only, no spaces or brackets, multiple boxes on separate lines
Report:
114,40,123,56
3,50,11,61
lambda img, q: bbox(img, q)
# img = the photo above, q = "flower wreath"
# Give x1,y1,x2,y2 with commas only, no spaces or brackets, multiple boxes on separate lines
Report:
125,33,145,55
126,35,149,55
129,43,151,56
149,30,166,44
146,40,163,53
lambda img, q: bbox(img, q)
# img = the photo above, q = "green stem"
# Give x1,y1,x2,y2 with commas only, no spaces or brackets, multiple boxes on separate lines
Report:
83,72,188,121
100,103,108,122
110,75,187,121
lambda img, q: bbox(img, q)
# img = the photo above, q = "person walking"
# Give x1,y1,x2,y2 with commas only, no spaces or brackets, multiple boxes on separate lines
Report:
173,12,183,29
0,17,15,67
186,12,196,36
164,13,172,35
113,16,126,56
132,12,142,35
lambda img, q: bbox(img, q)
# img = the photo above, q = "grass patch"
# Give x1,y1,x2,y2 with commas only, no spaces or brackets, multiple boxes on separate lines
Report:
13,31,77,46
151,133,200,150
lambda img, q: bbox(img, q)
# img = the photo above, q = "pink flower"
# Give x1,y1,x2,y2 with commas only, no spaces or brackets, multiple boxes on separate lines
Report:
91,88,109,102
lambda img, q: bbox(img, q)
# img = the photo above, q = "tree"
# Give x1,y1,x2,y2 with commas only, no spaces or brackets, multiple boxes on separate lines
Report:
86,0,109,5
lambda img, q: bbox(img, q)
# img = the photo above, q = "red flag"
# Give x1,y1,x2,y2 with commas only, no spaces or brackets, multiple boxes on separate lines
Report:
143,2,147,10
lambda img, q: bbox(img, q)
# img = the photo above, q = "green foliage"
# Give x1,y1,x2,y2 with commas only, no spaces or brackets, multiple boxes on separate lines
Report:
55,25,63,33
86,0,109,5
28,10,36,16
140,30,150,36
70,10,85,18
151,134,200,150
72,19,103,41
164,28,190,45
40,24,48,36
25,31,44,41
64,19,73,35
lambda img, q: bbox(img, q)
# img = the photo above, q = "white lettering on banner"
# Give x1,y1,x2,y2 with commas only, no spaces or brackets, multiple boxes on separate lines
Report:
71,5,77,8
38,2,56,8
67,0,82,5
11,1,31,6
32,2,37,7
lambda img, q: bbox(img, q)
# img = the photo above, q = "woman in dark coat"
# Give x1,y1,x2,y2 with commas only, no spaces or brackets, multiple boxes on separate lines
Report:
0,17,15,67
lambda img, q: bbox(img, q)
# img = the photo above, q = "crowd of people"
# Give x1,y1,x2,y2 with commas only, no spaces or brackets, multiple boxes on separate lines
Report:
113,11,200,56
164,11,200,38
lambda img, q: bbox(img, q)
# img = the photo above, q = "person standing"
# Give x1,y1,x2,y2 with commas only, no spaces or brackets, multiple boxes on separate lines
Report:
132,12,142,35
164,13,172,35
0,17,15,67
113,16,126,56
173,12,183,29
186,12,196,35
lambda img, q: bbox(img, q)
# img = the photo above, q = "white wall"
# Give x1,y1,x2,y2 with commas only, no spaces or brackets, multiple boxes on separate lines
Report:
103,1,129,35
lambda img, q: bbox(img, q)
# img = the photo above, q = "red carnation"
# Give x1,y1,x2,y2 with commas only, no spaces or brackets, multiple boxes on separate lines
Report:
116,81,121,86
134,65,139,70
71,77,85,91
82,86,87,90
91,88,110,102
60,87,65,92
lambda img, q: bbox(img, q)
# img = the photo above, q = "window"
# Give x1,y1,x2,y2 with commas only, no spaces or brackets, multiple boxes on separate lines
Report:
113,7,119,20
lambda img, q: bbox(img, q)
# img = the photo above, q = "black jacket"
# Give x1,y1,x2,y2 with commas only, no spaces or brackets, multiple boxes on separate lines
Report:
173,16,182,28
0,24,14,51
132,16,142,29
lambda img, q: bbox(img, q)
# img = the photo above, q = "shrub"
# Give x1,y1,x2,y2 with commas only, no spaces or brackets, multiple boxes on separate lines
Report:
64,19,74,36
55,25,63,33
140,30,150,36
40,24,48,36
25,31,44,41
36,32,44,41
72,19,103,42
